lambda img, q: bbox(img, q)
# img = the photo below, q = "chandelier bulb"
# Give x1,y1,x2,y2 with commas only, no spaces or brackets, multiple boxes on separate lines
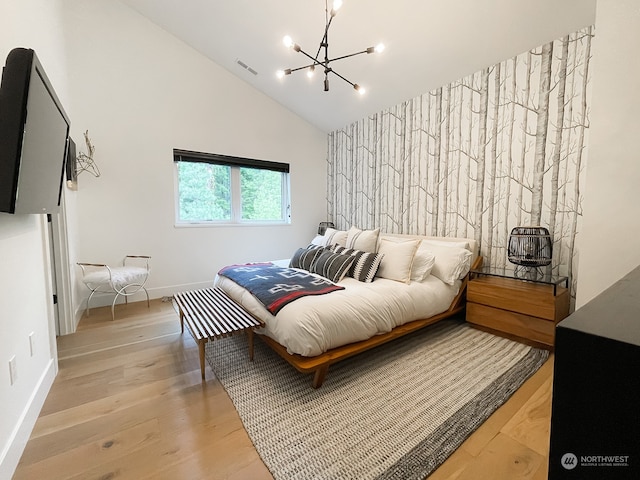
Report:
283,35,294,48
354,84,366,95
367,43,385,54
307,65,316,78
276,69,292,79
331,0,343,16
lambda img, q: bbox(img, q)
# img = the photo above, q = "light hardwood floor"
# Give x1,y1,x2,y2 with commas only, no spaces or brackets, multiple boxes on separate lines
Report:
14,299,553,479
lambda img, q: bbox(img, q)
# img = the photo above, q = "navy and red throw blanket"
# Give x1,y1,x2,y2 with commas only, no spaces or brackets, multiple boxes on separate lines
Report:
217,263,344,315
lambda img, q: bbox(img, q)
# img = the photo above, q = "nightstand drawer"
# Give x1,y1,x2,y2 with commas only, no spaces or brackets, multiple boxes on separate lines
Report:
467,276,569,321
467,303,556,346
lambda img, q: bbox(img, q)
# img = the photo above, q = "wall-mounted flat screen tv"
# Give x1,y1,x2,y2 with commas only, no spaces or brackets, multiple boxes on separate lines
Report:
0,48,70,214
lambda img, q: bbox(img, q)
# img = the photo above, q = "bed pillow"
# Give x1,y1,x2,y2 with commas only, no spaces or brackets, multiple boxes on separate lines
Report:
331,245,385,283
376,238,420,284
411,242,437,281
310,250,355,283
309,234,328,247
345,227,380,253
324,227,348,247
422,239,470,250
422,242,473,285
289,246,325,271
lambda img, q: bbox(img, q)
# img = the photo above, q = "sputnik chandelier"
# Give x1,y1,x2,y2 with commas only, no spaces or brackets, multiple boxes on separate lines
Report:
276,0,384,95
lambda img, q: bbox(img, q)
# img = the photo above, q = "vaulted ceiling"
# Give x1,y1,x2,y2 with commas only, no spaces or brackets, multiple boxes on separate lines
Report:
120,0,596,132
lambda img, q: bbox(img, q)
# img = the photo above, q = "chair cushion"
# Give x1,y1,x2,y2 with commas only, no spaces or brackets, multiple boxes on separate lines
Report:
83,266,148,287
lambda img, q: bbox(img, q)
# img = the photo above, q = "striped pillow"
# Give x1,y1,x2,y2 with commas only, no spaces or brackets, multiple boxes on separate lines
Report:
309,250,355,283
331,245,384,283
289,246,325,271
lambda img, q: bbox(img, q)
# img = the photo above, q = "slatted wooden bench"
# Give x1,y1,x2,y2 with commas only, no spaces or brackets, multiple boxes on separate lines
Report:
173,287,264,380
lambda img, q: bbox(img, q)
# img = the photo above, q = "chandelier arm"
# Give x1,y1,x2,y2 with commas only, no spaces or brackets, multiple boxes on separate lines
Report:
314,15,334,61
324,0,330,27
294,46,327,69
285,48,369,73
328,68,356,88
287,62,322,74
327,49,371,63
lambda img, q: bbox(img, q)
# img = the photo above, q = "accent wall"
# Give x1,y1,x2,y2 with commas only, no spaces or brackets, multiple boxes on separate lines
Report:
328,26,593,302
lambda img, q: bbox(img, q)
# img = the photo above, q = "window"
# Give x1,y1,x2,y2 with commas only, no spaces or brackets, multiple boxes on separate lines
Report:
174,149,290,225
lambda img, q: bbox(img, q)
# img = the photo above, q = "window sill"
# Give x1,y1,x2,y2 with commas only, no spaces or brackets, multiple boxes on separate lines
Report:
174,222,291,229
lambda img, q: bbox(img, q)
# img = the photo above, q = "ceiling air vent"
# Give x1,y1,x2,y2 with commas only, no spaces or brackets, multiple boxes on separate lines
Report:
236,59,258,76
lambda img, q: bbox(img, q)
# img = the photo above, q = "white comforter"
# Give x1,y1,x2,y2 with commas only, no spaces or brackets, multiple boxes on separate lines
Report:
214,260,461,357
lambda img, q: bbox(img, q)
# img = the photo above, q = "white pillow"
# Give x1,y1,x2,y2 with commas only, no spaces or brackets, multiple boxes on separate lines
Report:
378,235,433,281
310,234,328,247
422,239,470,250
376,238,420,284
345,226,380,253
422,242,472,285
411,241,437,281
324,227,348,247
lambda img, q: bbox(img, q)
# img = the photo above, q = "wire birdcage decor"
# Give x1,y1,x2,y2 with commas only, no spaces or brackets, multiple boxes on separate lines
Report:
507,226,553,267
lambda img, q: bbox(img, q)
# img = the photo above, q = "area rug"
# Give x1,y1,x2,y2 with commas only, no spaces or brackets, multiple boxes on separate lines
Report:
205,318,549,480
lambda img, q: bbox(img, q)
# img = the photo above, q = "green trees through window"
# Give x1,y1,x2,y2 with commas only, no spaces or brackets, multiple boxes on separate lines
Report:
177,162,231,221
240,167,283,221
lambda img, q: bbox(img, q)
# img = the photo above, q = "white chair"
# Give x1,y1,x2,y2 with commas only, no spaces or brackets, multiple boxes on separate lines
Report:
78,255,151,320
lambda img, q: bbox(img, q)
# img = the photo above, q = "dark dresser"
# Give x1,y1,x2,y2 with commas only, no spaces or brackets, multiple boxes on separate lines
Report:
548,267,640,479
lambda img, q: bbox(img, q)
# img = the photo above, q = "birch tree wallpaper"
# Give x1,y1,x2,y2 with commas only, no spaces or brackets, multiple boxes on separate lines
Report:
327,26,593,301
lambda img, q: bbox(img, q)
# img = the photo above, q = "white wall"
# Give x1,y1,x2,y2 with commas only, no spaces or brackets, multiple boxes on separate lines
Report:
0,1,70,477
62,0,328,313
1,0,326,475
576,0,640,307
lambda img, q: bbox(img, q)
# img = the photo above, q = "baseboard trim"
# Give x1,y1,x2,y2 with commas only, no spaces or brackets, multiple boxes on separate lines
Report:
0,359,56,479
77,282,212,309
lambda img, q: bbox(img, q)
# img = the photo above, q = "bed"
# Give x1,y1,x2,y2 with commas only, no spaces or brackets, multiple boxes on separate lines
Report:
214,229,482,387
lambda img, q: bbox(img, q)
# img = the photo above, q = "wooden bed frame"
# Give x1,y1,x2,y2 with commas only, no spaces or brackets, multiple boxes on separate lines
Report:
258,255,483,388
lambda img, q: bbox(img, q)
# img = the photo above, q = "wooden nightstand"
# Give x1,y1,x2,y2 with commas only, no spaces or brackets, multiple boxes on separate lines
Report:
466,266,570,348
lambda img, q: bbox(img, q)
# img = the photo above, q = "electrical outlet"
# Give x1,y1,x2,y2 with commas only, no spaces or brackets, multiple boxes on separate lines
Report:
29,332,35,357
9,356,17,385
